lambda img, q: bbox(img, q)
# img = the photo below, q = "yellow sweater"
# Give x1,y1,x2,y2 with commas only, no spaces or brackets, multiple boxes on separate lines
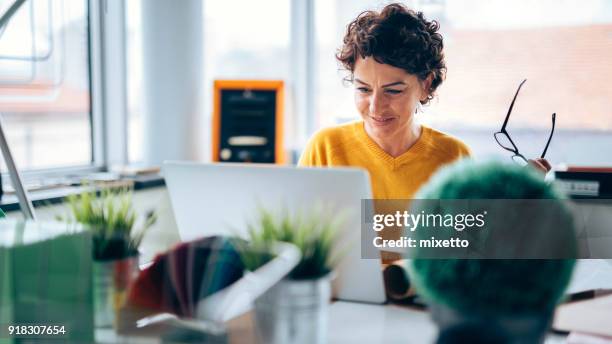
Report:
298,120,471,199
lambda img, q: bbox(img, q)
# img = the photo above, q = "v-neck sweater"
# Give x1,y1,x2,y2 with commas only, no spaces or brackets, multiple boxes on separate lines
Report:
298,120,471,199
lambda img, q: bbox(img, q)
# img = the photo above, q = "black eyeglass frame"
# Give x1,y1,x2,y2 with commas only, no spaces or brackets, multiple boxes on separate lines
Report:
494,79,556,164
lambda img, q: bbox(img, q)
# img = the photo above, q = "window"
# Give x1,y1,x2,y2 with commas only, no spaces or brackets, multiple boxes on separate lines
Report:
314,0,374,129
314,0,612,166
0,0,93,171
203,0,290,80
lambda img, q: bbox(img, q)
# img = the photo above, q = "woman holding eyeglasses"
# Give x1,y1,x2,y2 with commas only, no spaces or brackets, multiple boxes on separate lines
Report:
299,3,550,201
299,3,551,273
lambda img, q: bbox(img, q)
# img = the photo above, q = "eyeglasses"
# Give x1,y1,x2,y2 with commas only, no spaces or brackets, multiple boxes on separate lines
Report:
494,79,556,165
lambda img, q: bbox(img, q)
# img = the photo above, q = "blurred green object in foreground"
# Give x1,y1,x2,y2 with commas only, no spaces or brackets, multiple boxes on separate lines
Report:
411,160,576,315
0,219,93,343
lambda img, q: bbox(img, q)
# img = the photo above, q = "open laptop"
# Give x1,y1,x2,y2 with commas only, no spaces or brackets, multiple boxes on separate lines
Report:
163,161,386,304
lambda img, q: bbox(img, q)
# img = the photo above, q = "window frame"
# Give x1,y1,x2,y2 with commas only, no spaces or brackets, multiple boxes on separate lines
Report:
290,0,316,148
0,0,128,186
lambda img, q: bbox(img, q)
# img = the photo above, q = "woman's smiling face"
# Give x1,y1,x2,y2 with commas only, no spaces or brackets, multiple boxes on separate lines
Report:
353,57,429,141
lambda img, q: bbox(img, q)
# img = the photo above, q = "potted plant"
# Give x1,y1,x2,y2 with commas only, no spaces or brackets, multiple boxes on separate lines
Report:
240,207,343,344
57,183,156,328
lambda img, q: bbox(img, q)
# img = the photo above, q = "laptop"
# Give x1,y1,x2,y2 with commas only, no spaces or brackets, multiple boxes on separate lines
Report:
163,161,386,304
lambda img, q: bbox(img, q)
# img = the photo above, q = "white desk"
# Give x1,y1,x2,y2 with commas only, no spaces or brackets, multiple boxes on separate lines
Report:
328,302,436,343
95,303,434,343
92,258,612,343
96,301,568,343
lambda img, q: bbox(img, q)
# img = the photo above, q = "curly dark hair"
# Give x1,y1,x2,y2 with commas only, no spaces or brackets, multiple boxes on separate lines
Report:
336,3,446,105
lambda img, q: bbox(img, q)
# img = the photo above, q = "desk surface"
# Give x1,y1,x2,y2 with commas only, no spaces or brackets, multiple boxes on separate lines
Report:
328,302,436,344
328,302,565,344
96,301,567,344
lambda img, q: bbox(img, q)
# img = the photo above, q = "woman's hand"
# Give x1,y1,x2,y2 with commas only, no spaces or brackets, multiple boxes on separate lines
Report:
528,158,551,174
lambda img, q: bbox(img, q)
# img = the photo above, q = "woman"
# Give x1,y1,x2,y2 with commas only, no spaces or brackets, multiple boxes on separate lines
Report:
299,3,551,280
299,3,549,199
